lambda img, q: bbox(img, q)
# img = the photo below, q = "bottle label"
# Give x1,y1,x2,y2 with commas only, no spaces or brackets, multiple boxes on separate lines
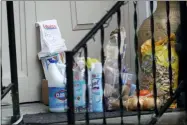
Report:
49,87,67,111
92,73,103,112
92,74,102,92
74,80,86,112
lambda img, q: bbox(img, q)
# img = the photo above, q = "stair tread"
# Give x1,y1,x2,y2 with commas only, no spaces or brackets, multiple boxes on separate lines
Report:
23,109,180,124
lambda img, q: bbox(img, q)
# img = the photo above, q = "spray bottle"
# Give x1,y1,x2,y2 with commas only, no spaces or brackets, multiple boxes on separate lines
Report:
91,62,103,112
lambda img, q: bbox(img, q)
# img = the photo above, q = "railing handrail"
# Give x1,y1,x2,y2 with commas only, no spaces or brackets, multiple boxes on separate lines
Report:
72,1,128,55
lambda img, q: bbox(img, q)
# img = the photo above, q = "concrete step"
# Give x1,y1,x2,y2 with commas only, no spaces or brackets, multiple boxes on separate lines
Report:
2,103,186,125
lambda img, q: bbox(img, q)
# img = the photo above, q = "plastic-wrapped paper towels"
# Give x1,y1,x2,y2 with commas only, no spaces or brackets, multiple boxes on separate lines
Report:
36,19,67,59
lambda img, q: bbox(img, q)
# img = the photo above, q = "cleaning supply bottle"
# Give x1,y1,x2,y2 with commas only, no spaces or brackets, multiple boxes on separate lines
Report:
91,62,103,112
88,70,92,112
73,59,86,113
47,58,67,112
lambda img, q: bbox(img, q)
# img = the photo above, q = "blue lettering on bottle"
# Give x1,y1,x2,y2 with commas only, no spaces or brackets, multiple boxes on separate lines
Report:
92,73,103,112
49,87,67,111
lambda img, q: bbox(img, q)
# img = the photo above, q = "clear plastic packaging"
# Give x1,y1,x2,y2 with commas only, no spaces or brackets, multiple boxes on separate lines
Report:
73,57,100,112
103,27,136,111
103,58,136,111
36,19,67,59
73,58,86,113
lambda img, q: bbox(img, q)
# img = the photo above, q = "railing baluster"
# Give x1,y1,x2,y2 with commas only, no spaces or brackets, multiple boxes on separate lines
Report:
100,25,106,125
6,1,21,123
179,1,187,113
133,2,141,125
117,8,124,125
150,1,158,115
66,51,75,125
166,1,173,97
83,44,90,125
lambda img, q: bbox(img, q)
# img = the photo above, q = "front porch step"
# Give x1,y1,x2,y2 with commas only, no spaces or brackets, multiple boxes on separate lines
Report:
2,102,185,125
23,110,150,124
23,111,186,125
23,109,184,125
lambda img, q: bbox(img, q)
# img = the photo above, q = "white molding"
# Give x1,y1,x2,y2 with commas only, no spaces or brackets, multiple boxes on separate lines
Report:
14,1,28,76
70,1,94,31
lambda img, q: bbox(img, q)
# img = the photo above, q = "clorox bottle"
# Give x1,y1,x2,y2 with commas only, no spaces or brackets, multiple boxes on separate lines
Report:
47,58,67,112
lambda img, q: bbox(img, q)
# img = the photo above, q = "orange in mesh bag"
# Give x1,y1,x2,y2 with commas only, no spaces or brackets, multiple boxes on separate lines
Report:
140,33,179,109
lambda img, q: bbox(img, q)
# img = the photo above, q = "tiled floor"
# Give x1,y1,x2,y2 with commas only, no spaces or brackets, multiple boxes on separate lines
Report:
1,103,186,125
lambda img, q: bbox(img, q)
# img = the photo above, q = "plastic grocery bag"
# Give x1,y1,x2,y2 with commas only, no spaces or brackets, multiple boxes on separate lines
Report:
105,27,126,60
36,19,67,59
140,33,179,107
104,59,120,110
104,59,136,111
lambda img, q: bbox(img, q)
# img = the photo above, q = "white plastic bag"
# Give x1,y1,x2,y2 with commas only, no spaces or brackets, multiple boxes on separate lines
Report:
36,19,67,59
105,27,126,60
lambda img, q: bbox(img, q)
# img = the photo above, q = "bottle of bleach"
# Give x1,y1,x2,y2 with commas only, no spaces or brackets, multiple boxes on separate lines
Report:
91,62,103,112
47,58,67,112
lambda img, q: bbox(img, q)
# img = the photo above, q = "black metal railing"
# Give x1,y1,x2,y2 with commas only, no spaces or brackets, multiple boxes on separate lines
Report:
1,1,21,124
179,1,187,113
67,2,126,125
2,1,187,125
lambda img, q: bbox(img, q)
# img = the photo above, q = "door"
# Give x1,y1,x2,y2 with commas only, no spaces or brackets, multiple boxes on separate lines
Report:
1,1,124,104
2,1,44,104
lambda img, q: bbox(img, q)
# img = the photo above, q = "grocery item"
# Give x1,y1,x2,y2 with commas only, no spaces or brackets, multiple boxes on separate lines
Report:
104,59,119,110
91,62,103,112
139,90,151,96
41,53,65,80
142,97,162,110
104,59,136,110
36,19,67,59
104,27,132,111
122,73,136,96
37,19,68,112
110,96,162,111
88,71,93,112
47,57,67,112
140,33,179,106
73,57,100,112
105,27,126,60
124,97,144,111
73,59,86,113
